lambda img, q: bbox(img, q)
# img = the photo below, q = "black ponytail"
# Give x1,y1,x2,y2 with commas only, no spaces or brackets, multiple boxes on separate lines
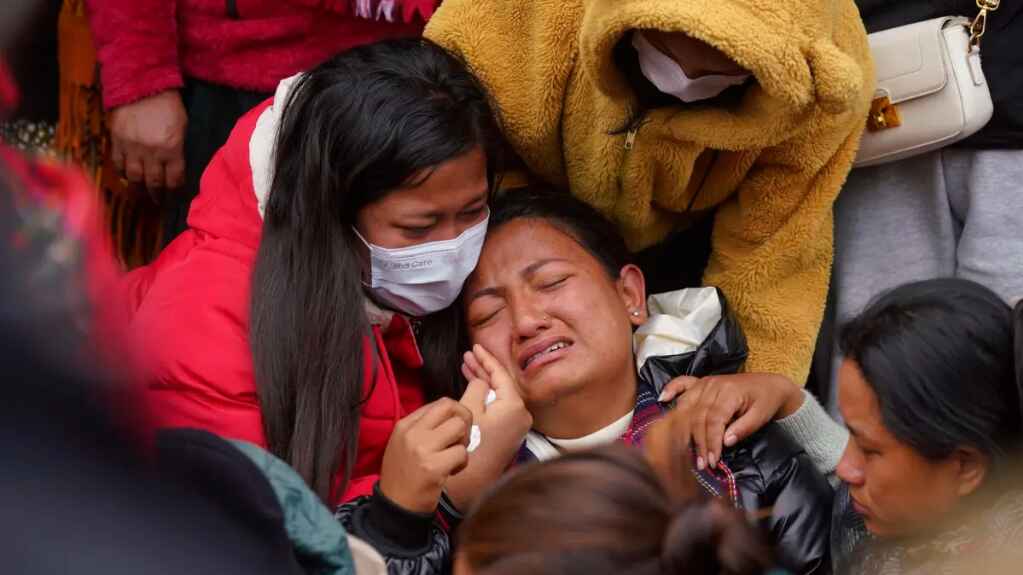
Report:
660,501,772,575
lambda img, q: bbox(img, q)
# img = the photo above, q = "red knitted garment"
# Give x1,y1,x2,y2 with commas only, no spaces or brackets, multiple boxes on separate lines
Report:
83,0,432,109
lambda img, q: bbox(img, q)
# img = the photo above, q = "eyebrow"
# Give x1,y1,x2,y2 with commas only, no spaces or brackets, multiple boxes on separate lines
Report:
466,258,569,305
521,258,568,278
845,422,872,444
461,192,488,211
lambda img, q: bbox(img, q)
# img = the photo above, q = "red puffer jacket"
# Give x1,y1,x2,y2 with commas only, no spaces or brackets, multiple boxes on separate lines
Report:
84,0,436,109
119,100,427,505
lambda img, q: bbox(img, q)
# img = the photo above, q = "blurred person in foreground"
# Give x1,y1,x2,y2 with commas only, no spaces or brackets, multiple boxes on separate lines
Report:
454,441,786,575
0,157,387,575
0,8,386,571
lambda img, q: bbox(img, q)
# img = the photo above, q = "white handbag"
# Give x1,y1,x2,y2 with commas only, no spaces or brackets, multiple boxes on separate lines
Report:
853,14,996,168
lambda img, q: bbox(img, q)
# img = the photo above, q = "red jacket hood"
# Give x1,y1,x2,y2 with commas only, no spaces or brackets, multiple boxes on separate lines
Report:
120,94,428,505
185,98,274,250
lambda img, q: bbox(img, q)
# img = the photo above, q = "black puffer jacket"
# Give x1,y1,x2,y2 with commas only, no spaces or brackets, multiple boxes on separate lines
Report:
640,288,834,575
725,427,836,575
335,487,452,575
854,0,1023,148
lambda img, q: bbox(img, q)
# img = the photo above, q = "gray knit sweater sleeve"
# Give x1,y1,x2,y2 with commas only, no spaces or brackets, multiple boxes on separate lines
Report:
775,390,848,487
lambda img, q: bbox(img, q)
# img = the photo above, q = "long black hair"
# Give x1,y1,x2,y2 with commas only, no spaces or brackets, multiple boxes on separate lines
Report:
250,38,502,502
839,278,1023,467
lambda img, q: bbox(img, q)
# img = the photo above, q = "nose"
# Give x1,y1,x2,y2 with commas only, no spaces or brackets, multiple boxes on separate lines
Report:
836,442,866,486
509,294,549,341
436,220,463,242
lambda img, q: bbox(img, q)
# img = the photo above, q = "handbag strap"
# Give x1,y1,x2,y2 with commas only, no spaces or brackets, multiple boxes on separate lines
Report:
969,0,1001,50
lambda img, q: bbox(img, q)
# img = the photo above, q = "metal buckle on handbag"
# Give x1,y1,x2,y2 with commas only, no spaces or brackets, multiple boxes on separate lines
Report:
867,96,901,132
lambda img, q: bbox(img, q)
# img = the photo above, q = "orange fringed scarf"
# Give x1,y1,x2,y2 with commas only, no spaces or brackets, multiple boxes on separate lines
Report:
56,0,163,269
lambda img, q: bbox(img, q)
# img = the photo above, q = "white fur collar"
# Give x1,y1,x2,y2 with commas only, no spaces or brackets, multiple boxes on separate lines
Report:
249,72,304,220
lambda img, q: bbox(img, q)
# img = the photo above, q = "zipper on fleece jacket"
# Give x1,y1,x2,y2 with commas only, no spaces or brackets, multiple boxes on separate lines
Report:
226,0,240,19
619,115,718,216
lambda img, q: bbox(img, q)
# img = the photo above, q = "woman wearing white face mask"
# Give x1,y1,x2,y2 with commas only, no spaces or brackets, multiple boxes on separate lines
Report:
425,0,874,390
118,39,531,573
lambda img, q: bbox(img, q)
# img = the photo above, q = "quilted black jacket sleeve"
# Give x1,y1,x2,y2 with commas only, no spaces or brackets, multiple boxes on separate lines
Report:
723,426,835,575
335,483,451,575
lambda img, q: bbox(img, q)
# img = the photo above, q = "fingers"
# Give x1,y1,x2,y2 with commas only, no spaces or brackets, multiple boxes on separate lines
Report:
461,362,476,384
462,350,487,382
111,138,126,175
690,384,720,470
658,375,700,403
451,400,474,437
459,378,490,415
721,397,776,450
470,344,501,376
428,415,471,451
643,414,699,504
123,151,145,184
436,443,471,478
399,400,438,428
704,392,743,469
418,398,473,432
144,156,166,191
164,153,185,189
471,344,519,399
722,411,758,451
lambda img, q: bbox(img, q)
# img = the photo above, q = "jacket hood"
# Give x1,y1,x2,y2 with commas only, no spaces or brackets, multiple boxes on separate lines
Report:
185,72,302,251
581,0,866,117
634,287,748,392
249,72,304,221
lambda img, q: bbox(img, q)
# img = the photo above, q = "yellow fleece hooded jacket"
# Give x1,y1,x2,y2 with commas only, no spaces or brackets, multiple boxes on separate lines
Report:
426,0,874,384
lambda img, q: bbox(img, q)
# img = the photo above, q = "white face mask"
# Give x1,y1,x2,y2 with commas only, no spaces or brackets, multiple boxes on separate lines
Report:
354,213,489,317
631,31,750,103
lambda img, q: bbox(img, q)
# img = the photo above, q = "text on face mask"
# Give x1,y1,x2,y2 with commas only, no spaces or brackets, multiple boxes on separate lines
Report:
381,258,435,271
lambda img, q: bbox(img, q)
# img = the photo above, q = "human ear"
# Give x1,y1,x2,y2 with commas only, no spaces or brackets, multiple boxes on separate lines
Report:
953,447,989,498
616,264,648,327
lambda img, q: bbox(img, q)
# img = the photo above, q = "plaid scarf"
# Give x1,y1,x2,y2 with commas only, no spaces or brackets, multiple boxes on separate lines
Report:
514,375,740,507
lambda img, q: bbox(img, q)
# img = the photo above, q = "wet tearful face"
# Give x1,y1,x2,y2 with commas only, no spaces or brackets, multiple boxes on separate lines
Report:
463,219,642,410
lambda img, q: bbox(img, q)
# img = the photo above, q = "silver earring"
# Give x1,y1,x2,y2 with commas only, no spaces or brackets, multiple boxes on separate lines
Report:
631,310,641,317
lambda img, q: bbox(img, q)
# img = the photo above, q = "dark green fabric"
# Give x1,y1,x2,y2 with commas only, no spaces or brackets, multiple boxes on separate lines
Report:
229,440,357,575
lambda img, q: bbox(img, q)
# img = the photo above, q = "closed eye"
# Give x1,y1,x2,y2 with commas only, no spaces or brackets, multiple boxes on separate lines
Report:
540,276,569,290
470,306,504,328
459,206,487,220
397,224,434,238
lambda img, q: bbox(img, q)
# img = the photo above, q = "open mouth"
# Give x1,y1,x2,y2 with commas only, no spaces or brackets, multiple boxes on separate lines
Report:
520,340,573,370
850,496,870,518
